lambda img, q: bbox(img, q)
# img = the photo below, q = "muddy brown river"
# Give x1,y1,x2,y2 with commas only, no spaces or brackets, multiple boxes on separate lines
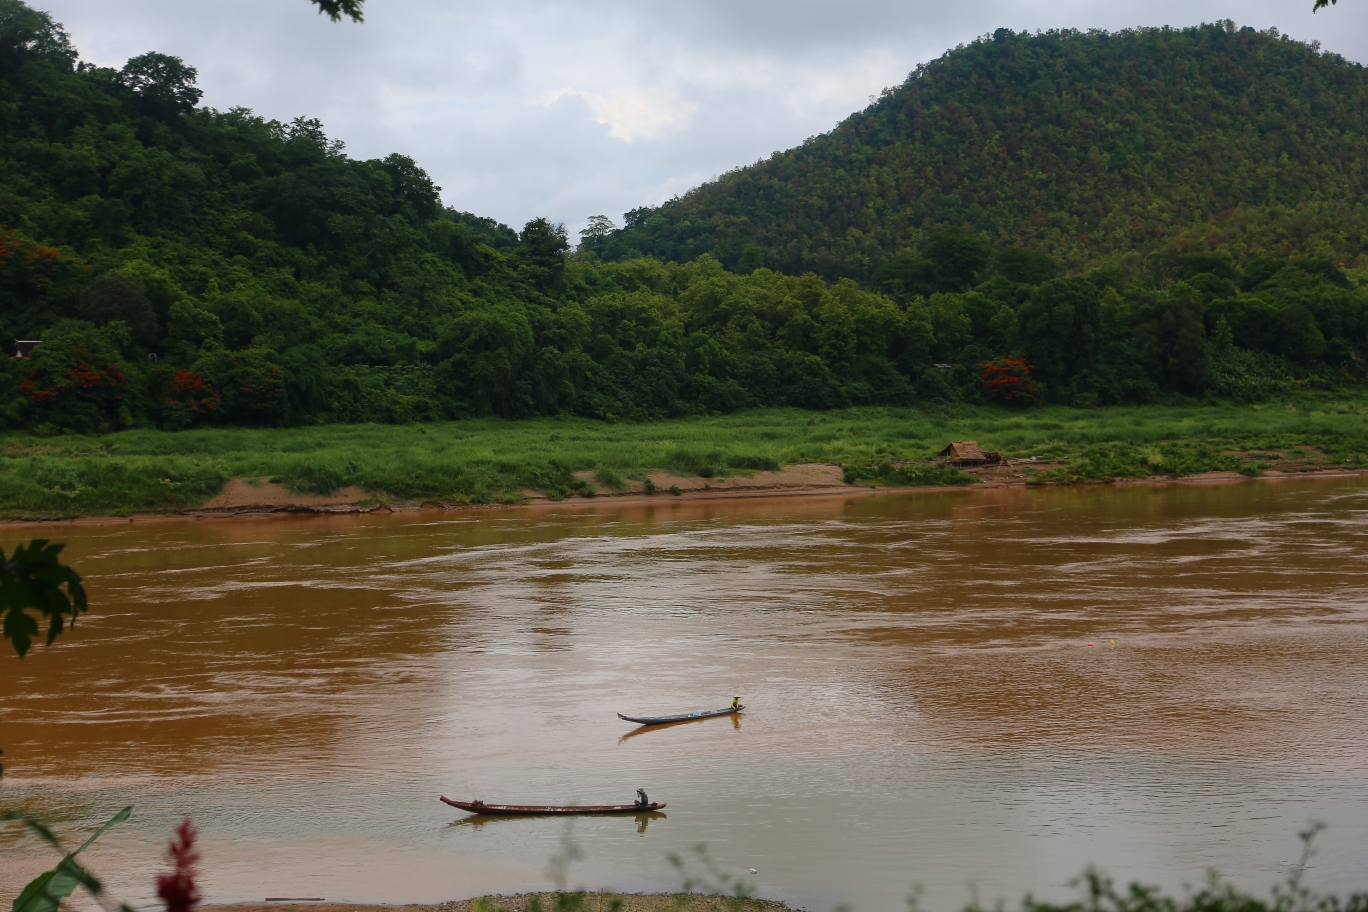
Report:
2,479,1367,911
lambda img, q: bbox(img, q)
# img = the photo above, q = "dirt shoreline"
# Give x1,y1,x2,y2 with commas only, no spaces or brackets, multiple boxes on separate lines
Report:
200,896,798,912
4,462,1367,529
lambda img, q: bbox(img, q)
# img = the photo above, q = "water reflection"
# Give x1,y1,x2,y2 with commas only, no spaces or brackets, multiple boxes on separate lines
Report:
618,714,744,744
3,479,1367,911
443,813,667,832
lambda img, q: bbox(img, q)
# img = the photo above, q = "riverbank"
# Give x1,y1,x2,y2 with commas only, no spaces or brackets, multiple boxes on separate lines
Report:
202,896,797,912
3,399,1368,521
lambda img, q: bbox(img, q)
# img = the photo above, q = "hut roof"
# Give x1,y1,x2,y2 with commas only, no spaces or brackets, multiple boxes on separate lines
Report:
938,441,987,464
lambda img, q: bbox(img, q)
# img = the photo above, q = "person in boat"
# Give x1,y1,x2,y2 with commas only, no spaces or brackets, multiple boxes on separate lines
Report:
731,695,741,711
635,788,650,808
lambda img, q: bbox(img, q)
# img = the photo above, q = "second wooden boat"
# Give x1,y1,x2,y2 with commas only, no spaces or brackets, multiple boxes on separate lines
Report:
440,796,665,815
617,705,743,726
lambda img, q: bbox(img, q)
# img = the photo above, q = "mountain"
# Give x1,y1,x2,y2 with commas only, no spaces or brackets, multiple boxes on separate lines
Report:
589,23,1368,279
1,2,1365,439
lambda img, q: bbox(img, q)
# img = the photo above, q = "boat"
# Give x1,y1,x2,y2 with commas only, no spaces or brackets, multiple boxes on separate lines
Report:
440,796,665,815
617,705,744,726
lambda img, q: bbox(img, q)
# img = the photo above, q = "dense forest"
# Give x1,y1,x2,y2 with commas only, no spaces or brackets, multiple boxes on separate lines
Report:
1,3,1365,435
589,22,1368,278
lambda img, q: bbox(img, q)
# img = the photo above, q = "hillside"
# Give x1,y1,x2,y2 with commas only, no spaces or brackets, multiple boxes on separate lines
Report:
588,23,1368,278
1,1,1367,443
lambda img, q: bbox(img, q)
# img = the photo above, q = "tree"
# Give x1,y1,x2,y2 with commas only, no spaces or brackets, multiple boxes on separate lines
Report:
436,308,535,414
0,0,76,73
311,0,364,21
119,52,202,117
516,217,570,292
995,248,1057,285
737,245,765,274
1313,0,1339,9
579,215,616,245
923,229,993,293
78,274,159,346
979,357,1039,407
1017,278,1102,392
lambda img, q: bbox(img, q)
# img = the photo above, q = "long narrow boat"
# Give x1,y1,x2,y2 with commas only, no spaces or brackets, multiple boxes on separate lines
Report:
617,705,743,726
440,796,665,815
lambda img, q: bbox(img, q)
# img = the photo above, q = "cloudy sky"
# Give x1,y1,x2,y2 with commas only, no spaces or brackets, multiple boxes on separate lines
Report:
39,0,1368,239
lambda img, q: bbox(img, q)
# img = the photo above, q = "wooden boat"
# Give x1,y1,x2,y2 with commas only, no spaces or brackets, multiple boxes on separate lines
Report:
617,705,743,726
440,796,665,815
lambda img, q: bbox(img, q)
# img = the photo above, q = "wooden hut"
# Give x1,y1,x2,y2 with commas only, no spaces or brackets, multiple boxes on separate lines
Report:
12,340,38,360
938,441,987,466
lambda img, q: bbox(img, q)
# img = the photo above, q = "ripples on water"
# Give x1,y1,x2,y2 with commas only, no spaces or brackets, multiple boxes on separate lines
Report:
2,480,1367,911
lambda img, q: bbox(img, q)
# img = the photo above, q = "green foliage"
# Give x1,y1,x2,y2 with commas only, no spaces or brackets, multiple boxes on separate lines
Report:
0,451,228,515
3,806,133,912
311,0,364,22
594,23,1368,279
593,466,624,489
4,400,1368,515
0,539,86,658
1031,442,1245,483
842,460,976,487
8,4,1368,432
4,4,1368,432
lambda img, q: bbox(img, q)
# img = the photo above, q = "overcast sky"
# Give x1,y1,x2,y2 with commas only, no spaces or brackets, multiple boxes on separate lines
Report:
38,0,1368,240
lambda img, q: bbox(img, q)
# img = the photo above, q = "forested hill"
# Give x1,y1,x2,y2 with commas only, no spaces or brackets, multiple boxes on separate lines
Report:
588,23,1368,279
2,1,1367,439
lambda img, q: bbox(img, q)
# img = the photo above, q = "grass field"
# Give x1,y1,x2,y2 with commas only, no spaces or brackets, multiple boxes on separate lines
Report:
3,394,1368,519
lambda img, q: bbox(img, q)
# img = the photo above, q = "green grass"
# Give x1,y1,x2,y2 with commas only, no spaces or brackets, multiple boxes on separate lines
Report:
4,393,1368,518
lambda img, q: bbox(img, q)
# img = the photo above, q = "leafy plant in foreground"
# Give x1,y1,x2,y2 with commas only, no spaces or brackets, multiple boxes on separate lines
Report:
1,539,87,658
3,806,134,912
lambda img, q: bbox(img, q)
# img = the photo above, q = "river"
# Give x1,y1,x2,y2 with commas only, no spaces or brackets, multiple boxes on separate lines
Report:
2,479,1367,912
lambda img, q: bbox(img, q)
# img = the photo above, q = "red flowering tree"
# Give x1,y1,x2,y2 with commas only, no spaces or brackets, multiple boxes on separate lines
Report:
166,370,221,422
0,229,85,314
0,228,77,293
979,357,1039,407
20,351,126,409
194,351,292,425
14,322,133,432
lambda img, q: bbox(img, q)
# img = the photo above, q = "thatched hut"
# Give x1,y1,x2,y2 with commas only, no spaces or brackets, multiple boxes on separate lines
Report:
938,441,987,466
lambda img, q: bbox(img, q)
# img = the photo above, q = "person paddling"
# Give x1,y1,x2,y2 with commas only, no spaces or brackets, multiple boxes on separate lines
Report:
635,788,650,808
731,695,741,711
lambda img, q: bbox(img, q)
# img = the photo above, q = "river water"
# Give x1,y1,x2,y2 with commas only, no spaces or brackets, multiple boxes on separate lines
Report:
2,479,1367,912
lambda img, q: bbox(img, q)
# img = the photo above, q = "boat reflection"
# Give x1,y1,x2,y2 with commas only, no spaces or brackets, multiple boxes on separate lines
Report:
617,713,744,745
444,812,667,831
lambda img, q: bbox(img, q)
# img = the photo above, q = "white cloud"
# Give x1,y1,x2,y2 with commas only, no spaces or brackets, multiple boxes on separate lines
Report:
537,86,699,142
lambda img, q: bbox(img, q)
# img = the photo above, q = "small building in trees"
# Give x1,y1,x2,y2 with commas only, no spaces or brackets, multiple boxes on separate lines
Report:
12,340,39,360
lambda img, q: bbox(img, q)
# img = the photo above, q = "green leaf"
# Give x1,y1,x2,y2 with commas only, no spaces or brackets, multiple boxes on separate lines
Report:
73,805,132,855
0,811,63,850
2,540,88,659
12,870,59,912
9,807,131,912
2,605,40,659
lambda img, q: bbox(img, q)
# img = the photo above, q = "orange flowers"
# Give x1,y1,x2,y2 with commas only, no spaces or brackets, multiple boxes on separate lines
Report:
168,370,221,415
979,357,1038,407
21,354,126,406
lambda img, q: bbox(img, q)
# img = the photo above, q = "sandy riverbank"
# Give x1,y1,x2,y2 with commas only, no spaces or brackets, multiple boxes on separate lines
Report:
156,461,1368,517
5,461,1367,528
201,895,797,912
